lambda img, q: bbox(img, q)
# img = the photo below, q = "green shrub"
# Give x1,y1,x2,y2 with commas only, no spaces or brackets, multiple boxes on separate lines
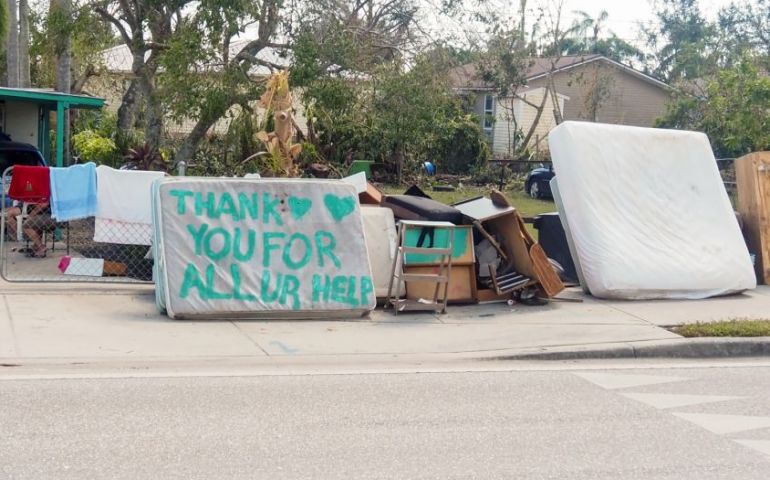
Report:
422,114,490,174
115,129,145,157
72,130,119,166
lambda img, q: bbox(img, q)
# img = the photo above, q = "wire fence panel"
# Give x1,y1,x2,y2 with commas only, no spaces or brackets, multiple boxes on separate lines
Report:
1,211,155,284
1,166,165,284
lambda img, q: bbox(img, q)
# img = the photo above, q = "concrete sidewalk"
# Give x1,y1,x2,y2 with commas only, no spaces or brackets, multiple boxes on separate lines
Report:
1,281,769,364
0,284,770,363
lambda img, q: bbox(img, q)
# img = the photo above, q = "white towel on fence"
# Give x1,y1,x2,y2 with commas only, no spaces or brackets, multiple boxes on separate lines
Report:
94,166,165,245
96,166,164,224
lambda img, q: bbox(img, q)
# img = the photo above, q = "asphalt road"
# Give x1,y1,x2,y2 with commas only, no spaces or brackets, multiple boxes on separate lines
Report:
1,360,770,479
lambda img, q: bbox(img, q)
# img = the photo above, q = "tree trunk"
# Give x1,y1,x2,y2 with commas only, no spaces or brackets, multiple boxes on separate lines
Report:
174,113,221,165
53,0,72,164
394,144,404,185
117,50,147,132
0,0,8,43
18,0,29,87
53,0,71,93
0,1,7,86
118,49,164,151
144,92,163,150
6,0,19,88
549,78,563,125
138,63,163,151
71,64,95,94
117,78,140,131
518,89,550,156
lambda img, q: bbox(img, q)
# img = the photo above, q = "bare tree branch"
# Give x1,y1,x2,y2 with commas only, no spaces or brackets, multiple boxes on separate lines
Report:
94,6,133,48
235,50,284,71
145,42,168,50
519,88,550,150
118,0,136,27
72,64,97,93
514,93,541,110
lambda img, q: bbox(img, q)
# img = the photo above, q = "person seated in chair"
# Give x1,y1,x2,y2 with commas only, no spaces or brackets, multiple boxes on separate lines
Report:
3,200,22,240
22,201,56,258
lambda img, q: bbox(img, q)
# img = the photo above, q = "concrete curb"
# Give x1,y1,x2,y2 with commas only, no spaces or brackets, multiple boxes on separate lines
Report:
485,337,770,361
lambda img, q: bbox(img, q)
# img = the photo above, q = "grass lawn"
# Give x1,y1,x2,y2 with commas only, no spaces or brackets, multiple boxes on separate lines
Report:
672,319,770,338
379,185,556,219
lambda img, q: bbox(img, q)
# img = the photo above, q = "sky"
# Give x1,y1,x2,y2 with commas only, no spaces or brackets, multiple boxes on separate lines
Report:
535,0,734,41
429,0,739,48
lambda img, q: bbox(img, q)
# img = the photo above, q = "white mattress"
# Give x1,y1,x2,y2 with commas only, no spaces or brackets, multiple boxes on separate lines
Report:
360,206,403,298
152,177,375,319
548,121,756,300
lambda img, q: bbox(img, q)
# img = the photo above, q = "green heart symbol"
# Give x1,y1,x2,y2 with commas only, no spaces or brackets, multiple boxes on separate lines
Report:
323,194,356,222
288,196,312,221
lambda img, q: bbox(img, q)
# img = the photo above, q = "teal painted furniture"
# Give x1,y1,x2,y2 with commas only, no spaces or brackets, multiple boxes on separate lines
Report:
403,225,474,265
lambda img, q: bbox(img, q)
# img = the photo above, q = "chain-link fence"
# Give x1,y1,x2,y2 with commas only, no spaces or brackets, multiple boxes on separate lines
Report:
492,158,739,198
0,165,179,284
717,158,737,203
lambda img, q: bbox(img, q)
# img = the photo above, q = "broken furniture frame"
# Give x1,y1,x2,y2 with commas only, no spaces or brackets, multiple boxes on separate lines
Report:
453,193,565,300
387,220,454,314
485,264,533,295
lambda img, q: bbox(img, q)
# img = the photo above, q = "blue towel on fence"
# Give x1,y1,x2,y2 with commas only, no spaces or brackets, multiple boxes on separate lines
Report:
49,162,98,221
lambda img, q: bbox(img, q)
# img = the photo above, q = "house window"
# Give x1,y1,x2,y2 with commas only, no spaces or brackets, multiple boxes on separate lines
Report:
483,95,494,130
483,94,494,140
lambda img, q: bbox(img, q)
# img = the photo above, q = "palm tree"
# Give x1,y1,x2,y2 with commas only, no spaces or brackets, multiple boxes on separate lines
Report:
560,10,644,64
50,0,71,93
50,0,72,163
6,0,19,87
0,1,9,48
18,0,29,86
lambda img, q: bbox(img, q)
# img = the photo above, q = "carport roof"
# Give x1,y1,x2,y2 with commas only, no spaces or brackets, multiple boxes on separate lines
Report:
0,87,106,167
0,87,105,109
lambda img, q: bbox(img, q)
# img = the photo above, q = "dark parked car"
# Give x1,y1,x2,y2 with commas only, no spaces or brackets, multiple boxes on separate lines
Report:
0,139,47,174
524,164,555,199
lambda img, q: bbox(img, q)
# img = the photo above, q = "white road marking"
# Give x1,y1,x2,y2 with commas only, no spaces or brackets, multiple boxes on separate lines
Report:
574,372,688,390
734,440,770,457
621,393,742,409
672,413,770,435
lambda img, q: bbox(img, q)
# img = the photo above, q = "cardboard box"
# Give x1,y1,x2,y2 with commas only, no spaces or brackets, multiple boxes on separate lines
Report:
103,261,128,277
359,183,383,205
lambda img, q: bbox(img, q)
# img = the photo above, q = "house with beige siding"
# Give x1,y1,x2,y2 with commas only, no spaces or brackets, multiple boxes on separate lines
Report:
450,55,673,159
468,85,567,159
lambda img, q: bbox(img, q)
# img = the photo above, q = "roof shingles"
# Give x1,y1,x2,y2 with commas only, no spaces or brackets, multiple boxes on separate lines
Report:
448,55,667,92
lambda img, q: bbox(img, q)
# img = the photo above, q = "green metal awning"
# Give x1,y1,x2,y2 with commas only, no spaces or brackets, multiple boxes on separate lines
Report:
0,87,105,109
0,87,106,167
